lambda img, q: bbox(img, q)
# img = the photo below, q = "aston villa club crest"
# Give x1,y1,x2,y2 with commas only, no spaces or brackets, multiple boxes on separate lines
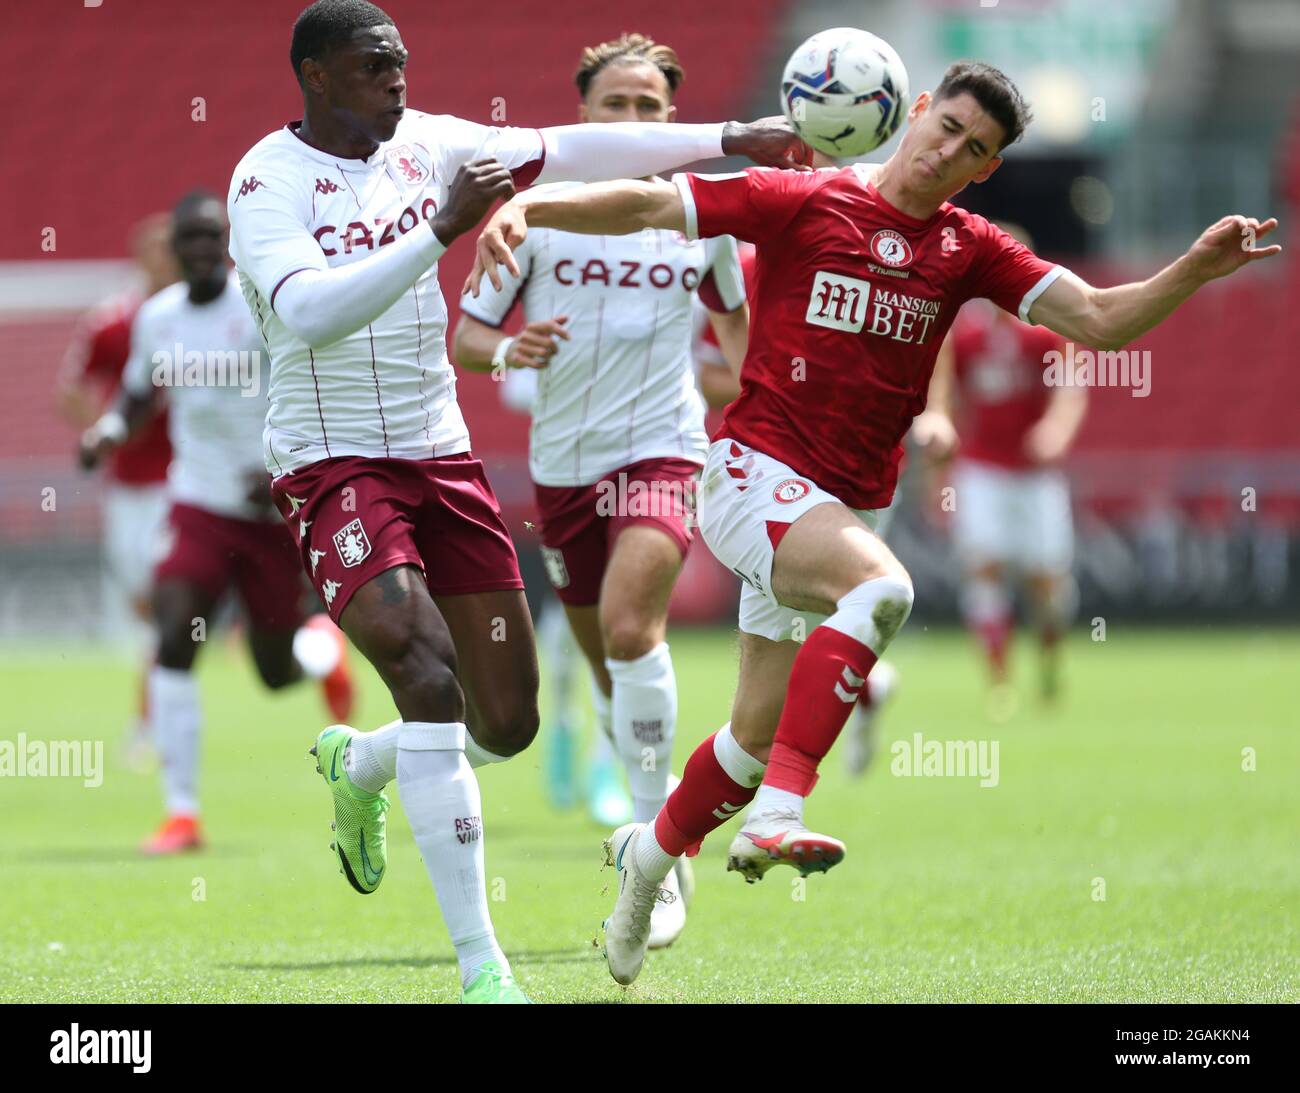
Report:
333,518,372,568
386,145,426,184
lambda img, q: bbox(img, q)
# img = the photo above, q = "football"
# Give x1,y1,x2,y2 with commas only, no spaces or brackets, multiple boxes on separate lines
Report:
781,27,910,158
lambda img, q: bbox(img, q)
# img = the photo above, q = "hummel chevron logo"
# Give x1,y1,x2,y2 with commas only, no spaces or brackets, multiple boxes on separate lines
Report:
711,801,744,821
833,665,866,704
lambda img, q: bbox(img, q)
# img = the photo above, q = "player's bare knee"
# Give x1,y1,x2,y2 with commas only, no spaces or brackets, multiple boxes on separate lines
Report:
601,617,660,662
473,696,540,756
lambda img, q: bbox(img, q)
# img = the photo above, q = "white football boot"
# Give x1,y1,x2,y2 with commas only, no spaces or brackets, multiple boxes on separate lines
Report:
602,822,676,984
647,857,686,950
727,807,846,883
844,659,899,776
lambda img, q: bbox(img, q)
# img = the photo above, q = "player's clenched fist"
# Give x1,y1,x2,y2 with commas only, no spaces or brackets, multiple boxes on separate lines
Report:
430,158,516,247
504,317,571,369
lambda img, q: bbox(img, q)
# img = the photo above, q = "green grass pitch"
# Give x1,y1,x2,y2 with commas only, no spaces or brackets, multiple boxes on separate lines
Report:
2,626,1296,1003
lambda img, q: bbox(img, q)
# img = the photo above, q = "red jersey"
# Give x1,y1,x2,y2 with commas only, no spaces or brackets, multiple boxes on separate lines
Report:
951,303,1064,470
675,165,1064,509
697,243,758,362
64,292,172,485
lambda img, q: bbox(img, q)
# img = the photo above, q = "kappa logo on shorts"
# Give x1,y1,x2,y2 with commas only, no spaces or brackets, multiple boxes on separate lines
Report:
540,546,570,589
332,518,372,568
773,479,811,504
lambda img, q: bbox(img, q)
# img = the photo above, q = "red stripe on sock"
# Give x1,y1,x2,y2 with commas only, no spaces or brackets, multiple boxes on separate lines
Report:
764,626,878,796
657,732,758,857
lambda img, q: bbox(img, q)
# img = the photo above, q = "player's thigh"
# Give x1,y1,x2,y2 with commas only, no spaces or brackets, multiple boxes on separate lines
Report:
953,461,1016,570
151,504,233,667
1019,471,1074,573
599,523,684,658
341,565,463,722
246,626,300,689
235,520,308,687
770,502,906,616
562,603,611,695
729,631,800,762
433,588,539,755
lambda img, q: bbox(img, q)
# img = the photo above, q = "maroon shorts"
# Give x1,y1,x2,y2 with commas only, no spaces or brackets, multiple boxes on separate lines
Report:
153,502,305,630
270,454,524,624
534,457,700,606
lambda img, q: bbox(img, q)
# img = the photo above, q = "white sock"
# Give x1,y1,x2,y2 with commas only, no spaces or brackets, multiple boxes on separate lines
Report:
606,643,676,824
538,604,579,728
292,624,340,679
150,666,201,816
589,727,614,765
464,734,511,769
343,719,400,793
748,784,805,823
590,680,612,744
396,721,508,988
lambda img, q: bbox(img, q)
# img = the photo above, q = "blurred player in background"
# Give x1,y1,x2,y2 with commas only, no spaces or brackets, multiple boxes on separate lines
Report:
470,58,1280,986
80,191,354,855
928,222,1086,714
495,364,633,827
454,32,749,951
227,0,808,1002
59,214,177,767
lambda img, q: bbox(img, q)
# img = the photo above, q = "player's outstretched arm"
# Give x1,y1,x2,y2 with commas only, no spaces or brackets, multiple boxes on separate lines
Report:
465,179,684,296
1030,215,1281,350
452,312,571,374
535,117,811,186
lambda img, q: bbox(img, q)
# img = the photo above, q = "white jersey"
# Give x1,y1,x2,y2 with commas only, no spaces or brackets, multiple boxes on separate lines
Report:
226,111,546,475
121,274,270,520
459,184,745,486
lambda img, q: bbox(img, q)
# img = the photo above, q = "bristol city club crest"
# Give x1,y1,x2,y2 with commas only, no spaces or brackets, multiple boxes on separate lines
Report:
869,229,913,267
773,479,812,504
332,518,372,568
385,145,427,185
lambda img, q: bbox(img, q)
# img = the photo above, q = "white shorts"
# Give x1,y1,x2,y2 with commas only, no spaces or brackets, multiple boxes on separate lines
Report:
698,439,883,643
951,459,1074,572
103,482,170,602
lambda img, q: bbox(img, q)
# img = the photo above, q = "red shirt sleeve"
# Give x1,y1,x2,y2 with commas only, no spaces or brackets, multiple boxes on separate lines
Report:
964,216,1064,323
677,167,825,245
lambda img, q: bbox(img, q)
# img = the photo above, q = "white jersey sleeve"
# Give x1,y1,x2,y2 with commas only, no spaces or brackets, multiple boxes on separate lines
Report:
226,168,322,307
700,235,746,313
120,299,160,399
420,114,547,187
457,226,535,328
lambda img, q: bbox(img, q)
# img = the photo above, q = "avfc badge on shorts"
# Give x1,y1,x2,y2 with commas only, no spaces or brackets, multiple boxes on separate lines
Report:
333,518,372,568
540,546,570,590
773,479,811,504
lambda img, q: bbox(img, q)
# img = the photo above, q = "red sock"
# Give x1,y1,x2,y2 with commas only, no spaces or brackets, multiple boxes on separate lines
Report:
975,617,1011,682
764,626,877,796
655,733,759,858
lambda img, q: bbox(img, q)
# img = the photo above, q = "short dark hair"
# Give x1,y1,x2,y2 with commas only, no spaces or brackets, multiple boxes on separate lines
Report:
290,0,395,87
575,33,684,101
933,61,1032,152
172,189,223,224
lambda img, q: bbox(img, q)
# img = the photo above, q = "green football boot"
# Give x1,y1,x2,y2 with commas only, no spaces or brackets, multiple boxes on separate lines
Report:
309,725,390,894
459,961,531,1004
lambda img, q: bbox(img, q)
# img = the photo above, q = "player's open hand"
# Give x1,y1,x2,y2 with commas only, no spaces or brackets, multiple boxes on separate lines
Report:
508,317,571,369
430,158,516,247
464,201,529,297
77,425,115,471
1186,215,1281,282
721,117,815,171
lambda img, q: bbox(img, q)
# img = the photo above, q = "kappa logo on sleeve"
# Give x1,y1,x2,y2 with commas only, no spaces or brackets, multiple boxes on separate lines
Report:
234,176,265,202
333,518,372,568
